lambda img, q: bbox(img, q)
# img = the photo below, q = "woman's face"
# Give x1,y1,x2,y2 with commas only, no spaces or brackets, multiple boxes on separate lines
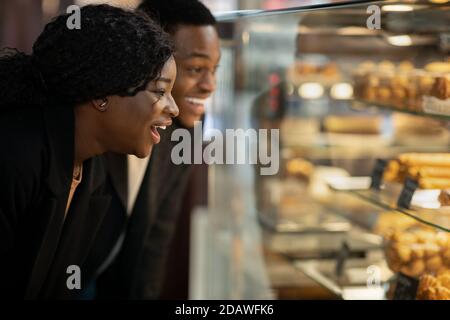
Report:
100,56,178,158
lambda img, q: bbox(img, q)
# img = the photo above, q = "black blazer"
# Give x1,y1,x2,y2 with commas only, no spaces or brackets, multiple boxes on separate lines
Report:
0,104,111,299
92,122,194,299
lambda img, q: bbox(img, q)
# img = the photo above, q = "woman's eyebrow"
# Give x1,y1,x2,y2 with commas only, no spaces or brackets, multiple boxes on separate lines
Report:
157,77,172,84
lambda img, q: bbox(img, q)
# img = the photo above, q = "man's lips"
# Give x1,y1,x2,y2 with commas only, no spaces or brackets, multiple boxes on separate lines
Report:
185,97,208,116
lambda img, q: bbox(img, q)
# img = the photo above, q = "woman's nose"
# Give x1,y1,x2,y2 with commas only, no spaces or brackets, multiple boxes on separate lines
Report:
166,98,179,117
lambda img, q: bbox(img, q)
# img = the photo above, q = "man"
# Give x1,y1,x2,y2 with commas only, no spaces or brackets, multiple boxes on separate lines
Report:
88,0,221,299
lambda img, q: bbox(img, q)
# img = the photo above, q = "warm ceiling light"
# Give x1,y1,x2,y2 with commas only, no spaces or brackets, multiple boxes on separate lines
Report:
331,83,353,100
382,5,414,12
387,35,413,46
298,83,324,99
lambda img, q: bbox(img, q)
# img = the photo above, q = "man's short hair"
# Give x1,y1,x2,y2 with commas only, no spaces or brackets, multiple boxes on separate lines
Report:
138,0,216,34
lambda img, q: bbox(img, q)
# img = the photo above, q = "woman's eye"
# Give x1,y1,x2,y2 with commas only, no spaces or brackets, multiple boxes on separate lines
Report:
153,90,165,97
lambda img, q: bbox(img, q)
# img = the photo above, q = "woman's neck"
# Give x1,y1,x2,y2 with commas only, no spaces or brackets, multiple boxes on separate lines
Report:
73,104,105,167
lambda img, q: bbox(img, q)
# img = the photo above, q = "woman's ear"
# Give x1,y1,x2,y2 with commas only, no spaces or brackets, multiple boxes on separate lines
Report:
92,98,109,112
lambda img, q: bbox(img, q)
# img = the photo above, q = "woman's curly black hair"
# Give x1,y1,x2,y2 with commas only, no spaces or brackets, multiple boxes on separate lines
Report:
0,4,173,108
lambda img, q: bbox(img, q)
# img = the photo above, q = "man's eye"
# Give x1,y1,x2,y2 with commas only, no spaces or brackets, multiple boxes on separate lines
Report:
187,67,202,74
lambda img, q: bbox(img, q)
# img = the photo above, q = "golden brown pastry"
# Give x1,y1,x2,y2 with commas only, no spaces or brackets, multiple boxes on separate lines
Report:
383,154,450,187
385,228,450,278
439,190,450,206
430,74,450,100
398,153,450,168
286,158,314,180
424,62,450,74
418,177,450,190
383,160,400,182
359,61,377,71
321,62,339,78
407,166,450,179
323,115,382,134
417,271,450,300
378,60,396,71
398,61,414,72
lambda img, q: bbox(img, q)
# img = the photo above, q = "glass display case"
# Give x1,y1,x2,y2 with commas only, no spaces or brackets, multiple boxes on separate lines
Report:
190,0,450,300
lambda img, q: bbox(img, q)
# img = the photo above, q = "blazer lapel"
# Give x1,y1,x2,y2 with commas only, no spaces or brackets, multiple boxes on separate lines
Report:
104,153,128,212
25,105,74,299
24,197,66,299
38,158,111,299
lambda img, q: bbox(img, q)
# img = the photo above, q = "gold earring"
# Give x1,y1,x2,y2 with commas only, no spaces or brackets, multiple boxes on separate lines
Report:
99,99,108,111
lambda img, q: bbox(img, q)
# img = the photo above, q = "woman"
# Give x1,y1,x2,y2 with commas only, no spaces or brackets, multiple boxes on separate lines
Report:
0,4,178,299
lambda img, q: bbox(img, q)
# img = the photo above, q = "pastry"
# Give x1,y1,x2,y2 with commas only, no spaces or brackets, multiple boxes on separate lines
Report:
378,60,396,71
385,228,450,278
398,61,414,72
417,271,450,300
439,190,450,206
424,62,450,74
286,158,314,179
430,74,450,100
398,153,450,168
383,153,450,187
324,115,382,134
418,177,450,190
407,166,450,179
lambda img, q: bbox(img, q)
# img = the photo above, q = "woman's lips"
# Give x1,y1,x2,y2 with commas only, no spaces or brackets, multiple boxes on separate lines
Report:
149,120,171,144
150,126,161,144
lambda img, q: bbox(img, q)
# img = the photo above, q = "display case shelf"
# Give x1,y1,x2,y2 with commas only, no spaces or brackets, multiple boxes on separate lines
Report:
328,179,450,232
352,99,450,122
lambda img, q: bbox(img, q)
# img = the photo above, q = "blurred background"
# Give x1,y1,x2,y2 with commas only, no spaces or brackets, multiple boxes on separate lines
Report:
0,0,350,52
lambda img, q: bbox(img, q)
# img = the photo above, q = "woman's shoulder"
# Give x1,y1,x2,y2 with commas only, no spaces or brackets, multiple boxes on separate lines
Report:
0,105,48,176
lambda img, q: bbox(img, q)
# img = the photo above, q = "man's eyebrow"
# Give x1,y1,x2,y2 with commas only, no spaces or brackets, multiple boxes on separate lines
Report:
185,51,221,61
186,52,211,59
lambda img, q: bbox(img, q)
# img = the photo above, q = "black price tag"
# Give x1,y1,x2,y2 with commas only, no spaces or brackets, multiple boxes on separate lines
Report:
370,159,388,190
397,178,418,209
393,272,419,300
335,241,350,278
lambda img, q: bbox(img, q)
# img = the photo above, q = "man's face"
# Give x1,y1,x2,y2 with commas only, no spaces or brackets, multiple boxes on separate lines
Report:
171,24,221,128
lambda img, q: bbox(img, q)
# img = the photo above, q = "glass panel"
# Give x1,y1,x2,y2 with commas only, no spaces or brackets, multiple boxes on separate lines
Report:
200,0,450,299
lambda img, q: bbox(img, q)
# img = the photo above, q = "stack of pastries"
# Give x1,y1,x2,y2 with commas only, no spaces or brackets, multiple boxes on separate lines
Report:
383,153,450,190
353,60,450,112
416,271,450,300
385,227,450,278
